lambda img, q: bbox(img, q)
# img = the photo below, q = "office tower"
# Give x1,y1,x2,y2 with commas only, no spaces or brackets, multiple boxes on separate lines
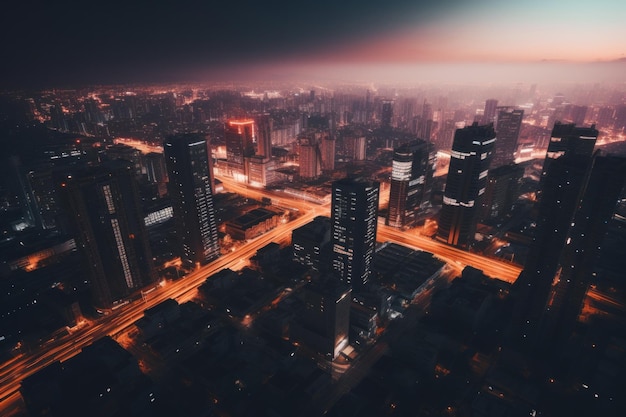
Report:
321,135,336,171
255,114,273,159
539,122,598,195
293,276,351,358
514,152,626,352
419,101,434,140
492,107,524,167
479,164,524,221
103,143,144,178
225,119,255,179
25,164,59,230
164,134,220,266
344,135,366,161
381,100,394,129
247,155,276,187
436,123,496,248
331,177,380,291
57,160,155,309
482,99,498,124
292,216,331,271
299,138,322,179
536,154,626,347
386,139,435,228
569,105,588,126
143,152,169,196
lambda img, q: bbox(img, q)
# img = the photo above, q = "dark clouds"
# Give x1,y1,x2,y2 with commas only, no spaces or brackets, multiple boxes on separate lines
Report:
1,0,459,88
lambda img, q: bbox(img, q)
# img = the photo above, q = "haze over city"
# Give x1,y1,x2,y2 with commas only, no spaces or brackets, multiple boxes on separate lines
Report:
2,0,626,88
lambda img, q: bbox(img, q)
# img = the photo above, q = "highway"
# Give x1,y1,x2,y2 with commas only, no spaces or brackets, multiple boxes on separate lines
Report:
0,173,521,414
0,208,317,414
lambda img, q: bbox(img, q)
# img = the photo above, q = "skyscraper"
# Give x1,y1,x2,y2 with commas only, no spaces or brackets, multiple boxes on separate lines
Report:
164,134,220,266
57,160,155,309
381,100,394,129
436,123,496,248
540,122,598,183
255,114,273,159
386,139,435,228
536,154,626,347
331,177,380,291
492,107,523,168
299,138,322,179
512,148,626,352
292,276,351,358
482,99,498,124
225,119,255,180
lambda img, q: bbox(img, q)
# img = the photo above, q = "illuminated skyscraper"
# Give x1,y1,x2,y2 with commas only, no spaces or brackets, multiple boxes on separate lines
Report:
436,123,496,248
331,177,380,291
492,107,524,168
225,119,255,179
164,134,220,266
57,160,155,309
386,139,435,228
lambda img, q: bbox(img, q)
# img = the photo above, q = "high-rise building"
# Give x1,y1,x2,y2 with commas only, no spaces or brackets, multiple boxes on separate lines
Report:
321,135,336,171
299,138,322,179
331,177,380,291
381,100,394,129
482,99,498,124
513,151,626,352
292,216,332,271
538,122,598,198
479,164,524,221
164,134,220,266
386,139,435,228
57,160,155,309
292,276,351,358
225,119,255,180
436,123,496,248
255,114,273,159
536,154,626,347
492,107,524,167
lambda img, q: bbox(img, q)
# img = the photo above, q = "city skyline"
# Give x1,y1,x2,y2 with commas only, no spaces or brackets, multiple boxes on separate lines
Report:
2,1,625,88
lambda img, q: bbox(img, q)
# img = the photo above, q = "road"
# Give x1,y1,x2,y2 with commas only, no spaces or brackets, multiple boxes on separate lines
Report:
0,209,317,414
0,173,522,414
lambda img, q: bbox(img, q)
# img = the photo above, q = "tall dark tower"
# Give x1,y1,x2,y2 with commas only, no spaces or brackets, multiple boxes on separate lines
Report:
492,107,523,167
57,160,155,310
482,99,498,124
381,100,394,129
536,154,626,347
331,177,380,292
255,114,273,159
164,134,220,266
436,123,496,249
386,139,435,228
540,122,598,187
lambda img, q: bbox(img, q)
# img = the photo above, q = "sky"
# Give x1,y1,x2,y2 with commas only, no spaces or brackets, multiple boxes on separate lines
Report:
2,0,625,89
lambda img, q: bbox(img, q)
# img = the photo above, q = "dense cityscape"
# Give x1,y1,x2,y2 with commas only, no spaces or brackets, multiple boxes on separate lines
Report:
0,78,625,417
2,1,626,417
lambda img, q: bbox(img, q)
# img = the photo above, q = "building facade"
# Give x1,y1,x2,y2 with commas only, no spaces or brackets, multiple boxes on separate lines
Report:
436,123,496,248
331,177,380,291
164,134,220,266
